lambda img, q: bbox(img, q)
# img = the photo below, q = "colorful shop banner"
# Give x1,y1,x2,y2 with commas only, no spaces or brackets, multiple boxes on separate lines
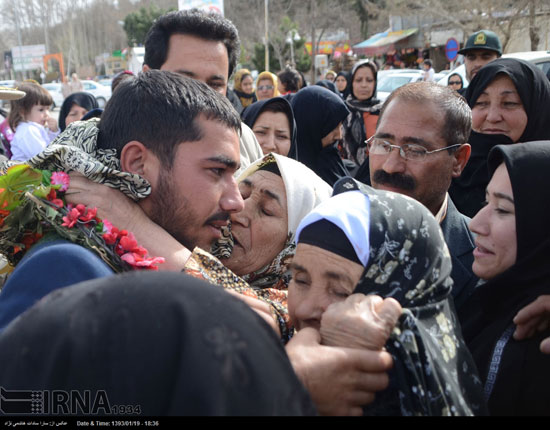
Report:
178,0,224,16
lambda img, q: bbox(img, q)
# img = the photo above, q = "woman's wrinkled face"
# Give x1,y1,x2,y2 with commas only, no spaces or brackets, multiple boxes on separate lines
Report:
257,78,275,100
288,243,364,331
241,75,254,94
335,75,348,92
223,170,288,276
252,111,292,156
472,74,528,143
469,163,517,280
65,103,89,127
352,66,375,101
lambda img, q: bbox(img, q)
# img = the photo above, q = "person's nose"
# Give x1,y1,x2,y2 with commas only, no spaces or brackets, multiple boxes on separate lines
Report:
381,146,407,174
485,104,503,123
230,198,251,227
469,204,490,236
262,133,277,153
292,290,328,331
220,178,245,214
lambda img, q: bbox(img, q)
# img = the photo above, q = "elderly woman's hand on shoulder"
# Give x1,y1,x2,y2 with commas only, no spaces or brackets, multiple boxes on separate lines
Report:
514,295,550,354
320,294,402,351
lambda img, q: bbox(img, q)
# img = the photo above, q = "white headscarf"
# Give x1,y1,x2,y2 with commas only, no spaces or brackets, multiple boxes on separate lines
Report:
237,152,333,242
215,153,332,289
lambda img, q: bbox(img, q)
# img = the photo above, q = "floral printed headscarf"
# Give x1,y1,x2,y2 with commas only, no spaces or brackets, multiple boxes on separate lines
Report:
312,177,488,416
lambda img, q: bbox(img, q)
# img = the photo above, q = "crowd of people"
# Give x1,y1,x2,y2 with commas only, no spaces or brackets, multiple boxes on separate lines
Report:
0,9,549,417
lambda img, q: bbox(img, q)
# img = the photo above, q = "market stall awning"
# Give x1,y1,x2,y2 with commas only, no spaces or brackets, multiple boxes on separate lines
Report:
353,28,418,56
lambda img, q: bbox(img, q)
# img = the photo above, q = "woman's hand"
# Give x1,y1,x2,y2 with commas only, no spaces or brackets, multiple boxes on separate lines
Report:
65,173,145,233
45,115,58,133
514,295,550,354
286,327,393,416
320,294,403,351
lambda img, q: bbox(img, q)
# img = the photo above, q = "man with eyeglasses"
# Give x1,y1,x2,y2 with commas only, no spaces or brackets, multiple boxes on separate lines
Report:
367,81,479,312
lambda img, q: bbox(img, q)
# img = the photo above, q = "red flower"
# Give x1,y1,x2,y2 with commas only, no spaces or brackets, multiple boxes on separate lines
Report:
78,207,97,223
62,207,81,228
121,252,165,271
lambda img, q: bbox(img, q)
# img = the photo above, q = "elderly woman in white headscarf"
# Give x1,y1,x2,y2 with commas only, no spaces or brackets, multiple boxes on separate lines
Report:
65,152,332,341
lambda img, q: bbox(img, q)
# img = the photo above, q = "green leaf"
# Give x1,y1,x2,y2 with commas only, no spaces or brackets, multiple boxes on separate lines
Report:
32,185,53,199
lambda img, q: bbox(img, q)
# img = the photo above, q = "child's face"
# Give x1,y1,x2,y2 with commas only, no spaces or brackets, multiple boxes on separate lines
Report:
26,104,51,125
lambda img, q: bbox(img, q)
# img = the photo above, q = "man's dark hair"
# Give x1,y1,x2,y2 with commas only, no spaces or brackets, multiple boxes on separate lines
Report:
144,9,240,79
378,82,471,149
423,59,433,67
277,67,301,93
97,70,241,168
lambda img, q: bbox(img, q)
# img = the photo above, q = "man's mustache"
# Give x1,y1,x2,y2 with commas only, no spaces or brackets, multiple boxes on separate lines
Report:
372,170,416,192
205,212,231,224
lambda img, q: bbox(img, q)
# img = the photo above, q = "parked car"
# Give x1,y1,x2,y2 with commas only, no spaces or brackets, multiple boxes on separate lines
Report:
376,70,424,103
437,50,550,88
81,80,112,108
98,78,113,88
42,83,64,110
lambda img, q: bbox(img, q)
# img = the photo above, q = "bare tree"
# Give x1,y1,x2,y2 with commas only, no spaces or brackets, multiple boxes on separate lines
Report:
386,0,546,52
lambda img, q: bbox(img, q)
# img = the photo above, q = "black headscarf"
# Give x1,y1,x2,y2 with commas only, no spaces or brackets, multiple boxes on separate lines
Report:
296,177,487,416
465,58,550,143
241,97,298,159
447,73,464,91
315,79,337,94
291,86,350,186
0,271,317,416
343,60,382,166
346,59,381,110
460,142,550,415
450,58,550,218
335,71,351,99
58,92,99,131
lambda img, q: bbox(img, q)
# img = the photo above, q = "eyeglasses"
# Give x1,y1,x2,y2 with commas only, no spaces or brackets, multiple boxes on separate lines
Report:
257,85,274,91
366,137,461,162
448,81,462,86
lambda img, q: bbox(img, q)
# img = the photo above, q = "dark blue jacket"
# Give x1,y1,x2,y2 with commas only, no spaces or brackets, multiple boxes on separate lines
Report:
0,238,114,332
440,197,479,312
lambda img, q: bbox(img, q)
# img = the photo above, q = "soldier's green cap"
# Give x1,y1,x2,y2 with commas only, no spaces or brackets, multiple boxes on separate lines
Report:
458,30,502,56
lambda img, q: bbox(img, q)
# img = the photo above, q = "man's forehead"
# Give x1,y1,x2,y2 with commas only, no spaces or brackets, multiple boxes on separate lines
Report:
378,99,446,146
466,49,497,57
162,34,229,77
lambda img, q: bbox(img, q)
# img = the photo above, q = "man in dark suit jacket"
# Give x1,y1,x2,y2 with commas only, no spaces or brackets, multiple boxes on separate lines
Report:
440,197,479,310
366,81,479,312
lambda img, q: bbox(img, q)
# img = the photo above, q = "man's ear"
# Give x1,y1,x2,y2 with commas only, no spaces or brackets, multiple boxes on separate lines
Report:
120,141,160,183
451,143,471,178
142,64,151,73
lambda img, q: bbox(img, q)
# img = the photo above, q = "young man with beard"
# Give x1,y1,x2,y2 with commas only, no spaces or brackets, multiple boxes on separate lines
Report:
367,82,478,312
0,70,394,416
0,71,244,329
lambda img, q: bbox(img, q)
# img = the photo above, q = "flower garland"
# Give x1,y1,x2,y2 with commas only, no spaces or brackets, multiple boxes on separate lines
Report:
0,165,164,272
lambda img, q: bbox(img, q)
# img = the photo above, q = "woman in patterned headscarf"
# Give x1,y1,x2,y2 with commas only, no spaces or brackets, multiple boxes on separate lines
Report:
289,177,487,416
233,68,257,109
255,71,280,101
